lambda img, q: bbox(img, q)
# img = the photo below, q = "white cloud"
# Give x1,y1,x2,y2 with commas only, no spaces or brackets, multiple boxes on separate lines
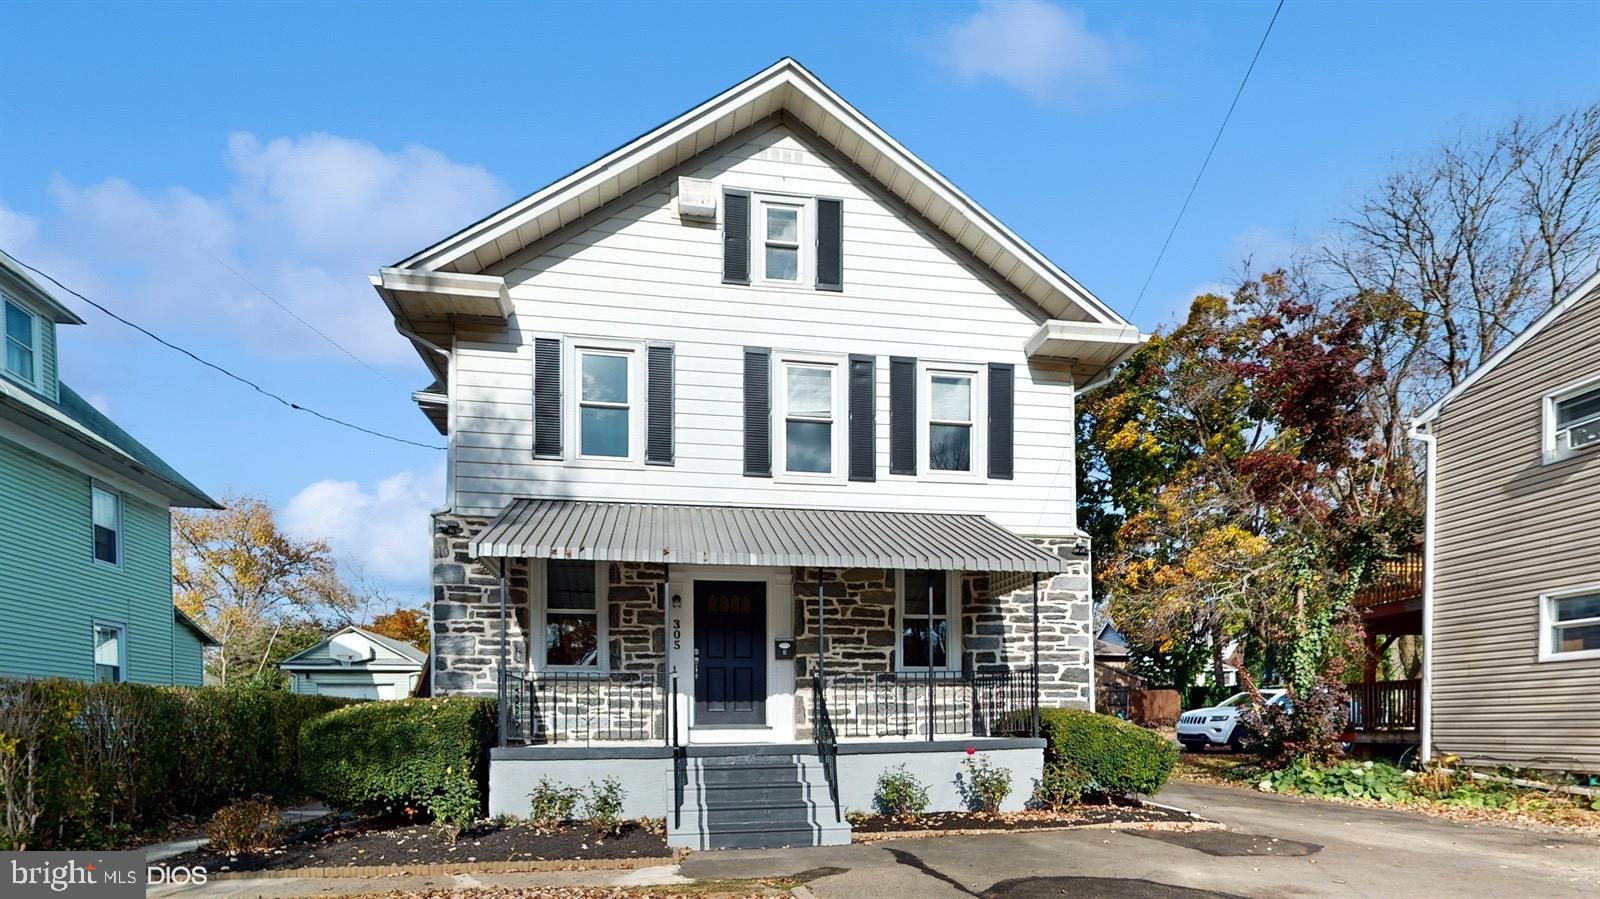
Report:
1227,225,1297,273
3,132,509,363
283,466,443,592
938,1,1119,100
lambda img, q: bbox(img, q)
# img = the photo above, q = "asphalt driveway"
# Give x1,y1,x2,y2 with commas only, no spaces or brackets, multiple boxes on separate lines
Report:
679,781,1600,898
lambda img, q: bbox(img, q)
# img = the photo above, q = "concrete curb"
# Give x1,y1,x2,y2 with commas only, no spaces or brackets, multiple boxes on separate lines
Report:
205,855,680,880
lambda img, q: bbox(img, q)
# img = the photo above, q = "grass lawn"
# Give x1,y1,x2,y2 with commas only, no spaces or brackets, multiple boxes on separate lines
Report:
1170,752,1600,836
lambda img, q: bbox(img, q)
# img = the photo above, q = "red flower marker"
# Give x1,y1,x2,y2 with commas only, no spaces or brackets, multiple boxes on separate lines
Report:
965,746,976,756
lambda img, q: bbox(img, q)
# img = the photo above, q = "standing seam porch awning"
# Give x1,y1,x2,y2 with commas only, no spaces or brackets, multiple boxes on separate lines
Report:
467,499,1068,574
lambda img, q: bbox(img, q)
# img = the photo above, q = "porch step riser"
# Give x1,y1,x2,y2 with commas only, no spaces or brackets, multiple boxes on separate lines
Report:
668,753,852,850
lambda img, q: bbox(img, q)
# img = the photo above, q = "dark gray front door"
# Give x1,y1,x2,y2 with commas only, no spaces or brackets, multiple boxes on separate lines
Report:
694,580,766,726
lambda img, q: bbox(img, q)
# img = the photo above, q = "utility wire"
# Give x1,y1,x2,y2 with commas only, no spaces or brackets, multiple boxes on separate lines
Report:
1128,0,1286,316
198,247,402,388
9,253,444,451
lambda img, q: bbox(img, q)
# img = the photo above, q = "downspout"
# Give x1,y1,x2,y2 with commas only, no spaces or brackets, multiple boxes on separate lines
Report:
1408,421,1437,764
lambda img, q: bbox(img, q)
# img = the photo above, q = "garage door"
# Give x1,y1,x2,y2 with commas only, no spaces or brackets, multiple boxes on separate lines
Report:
317,683,381,699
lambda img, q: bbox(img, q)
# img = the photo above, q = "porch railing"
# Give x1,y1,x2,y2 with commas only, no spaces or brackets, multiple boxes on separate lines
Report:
1347,679,1421,731
813,669,1038,740
810,673,842,821
505,670,665,744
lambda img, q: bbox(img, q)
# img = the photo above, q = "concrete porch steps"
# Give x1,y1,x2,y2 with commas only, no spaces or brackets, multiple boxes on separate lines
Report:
667,753,851,850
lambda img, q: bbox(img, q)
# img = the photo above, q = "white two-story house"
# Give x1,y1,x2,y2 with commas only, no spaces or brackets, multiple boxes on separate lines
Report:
373,59,1141,849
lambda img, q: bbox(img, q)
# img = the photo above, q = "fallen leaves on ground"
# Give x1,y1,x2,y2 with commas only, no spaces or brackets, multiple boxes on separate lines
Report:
333,881,797,899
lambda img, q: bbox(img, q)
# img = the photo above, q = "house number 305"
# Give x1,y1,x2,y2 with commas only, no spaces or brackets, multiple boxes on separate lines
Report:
671,618,681,650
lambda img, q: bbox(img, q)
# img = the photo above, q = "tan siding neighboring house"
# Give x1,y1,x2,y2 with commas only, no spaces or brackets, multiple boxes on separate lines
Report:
1423,276,1600,773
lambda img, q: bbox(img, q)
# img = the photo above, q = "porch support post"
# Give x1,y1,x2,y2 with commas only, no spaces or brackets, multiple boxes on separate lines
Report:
1031,572,1040,739
815,567,825,691
927,574,936,742
662,562,670,747
497,559,509,748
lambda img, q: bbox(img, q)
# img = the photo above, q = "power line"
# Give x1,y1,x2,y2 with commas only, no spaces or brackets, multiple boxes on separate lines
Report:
1128,0,1286,317
198,247,402,388
8,253,445,451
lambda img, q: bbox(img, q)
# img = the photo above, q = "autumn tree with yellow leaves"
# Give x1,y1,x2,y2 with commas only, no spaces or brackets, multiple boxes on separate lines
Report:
173,493,359,685
1079,273,1405,703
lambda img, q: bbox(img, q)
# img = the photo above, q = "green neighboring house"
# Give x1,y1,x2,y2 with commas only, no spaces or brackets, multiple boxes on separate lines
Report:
0,251,220,686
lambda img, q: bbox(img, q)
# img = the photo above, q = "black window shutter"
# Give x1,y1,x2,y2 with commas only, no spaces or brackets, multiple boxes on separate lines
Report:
816,197,843,291
889,356,917,476
848,354,876,481
723,191,751,284
533,338,562,458
987,363,1015,480
742,347,771,477
646,344,674,465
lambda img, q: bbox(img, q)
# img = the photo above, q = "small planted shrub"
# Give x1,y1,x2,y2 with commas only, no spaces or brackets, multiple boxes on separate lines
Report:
1038,708,1177,798
1033,762,1091,811
874,765,930,820
205,796,281,855
298,697,496,836
585,777,625,837
528,778,582,831
959,752,1012,813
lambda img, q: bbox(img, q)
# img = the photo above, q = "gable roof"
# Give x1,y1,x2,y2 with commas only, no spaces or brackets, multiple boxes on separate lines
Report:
175,606,220,646
1414,268,1600,428
0,378,219,508
391,58,1127,331
278,625,428,669
0,250,86,325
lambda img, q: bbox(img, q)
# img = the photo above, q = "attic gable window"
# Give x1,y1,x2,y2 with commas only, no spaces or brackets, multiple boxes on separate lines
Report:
762,202,802,282
4,297,37,385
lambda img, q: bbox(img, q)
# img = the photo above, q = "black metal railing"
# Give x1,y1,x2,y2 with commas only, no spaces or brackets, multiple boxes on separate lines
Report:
505,670,665,743
811,672,842,822
813,669,1038,740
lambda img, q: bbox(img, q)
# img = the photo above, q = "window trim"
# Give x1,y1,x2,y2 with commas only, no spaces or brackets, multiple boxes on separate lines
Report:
1542,373,1600,464
752,193,813,288
773,353,846,483
894,569,962,674
1538,584,1600,662
917,362,985,481
2,295,41,390
92,620,126,683
566,339,645,467
530,559,611,674
90,481,123,569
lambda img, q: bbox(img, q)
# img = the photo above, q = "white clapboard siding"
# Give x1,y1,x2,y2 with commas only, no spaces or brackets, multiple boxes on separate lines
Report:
448,123,1078,535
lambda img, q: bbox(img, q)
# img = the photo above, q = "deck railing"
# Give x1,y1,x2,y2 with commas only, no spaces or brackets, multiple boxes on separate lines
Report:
505,670,665,744
1347,679,1420,731
1353,545,1424,609
814,669,1038,740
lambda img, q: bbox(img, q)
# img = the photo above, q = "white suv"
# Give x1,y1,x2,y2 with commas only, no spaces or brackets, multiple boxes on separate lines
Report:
1176,688,1288,752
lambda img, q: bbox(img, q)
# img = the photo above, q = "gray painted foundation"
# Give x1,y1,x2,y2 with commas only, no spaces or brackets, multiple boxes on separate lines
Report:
487,738,1044,820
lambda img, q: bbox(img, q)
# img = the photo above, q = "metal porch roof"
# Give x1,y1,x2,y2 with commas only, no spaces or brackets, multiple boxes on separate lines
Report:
469,500,1067,574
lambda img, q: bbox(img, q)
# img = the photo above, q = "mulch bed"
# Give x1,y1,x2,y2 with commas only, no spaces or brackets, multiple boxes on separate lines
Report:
850,797,1203,836
152,814,670,875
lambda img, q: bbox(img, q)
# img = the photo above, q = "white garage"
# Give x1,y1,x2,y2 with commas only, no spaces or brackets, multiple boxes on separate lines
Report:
279,626,426,700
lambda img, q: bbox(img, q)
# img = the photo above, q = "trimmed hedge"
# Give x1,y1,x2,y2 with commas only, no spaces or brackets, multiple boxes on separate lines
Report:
0,678,351,850
1039,708,1177,797
298,697,496,830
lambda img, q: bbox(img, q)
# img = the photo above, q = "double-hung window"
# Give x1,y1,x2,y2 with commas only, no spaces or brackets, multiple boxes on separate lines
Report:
781,361,837,476
757,197,806,284
1548,380,1600,461
1541,589,1600,661
4,298,36,385
540,560,606,669
920,365,982,477
93,623,124,682
898,570,957,671
576,347,633,460
91,484,121,566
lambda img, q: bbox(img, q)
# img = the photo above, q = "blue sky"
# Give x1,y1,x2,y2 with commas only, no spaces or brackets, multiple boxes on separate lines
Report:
2,0,1595,605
